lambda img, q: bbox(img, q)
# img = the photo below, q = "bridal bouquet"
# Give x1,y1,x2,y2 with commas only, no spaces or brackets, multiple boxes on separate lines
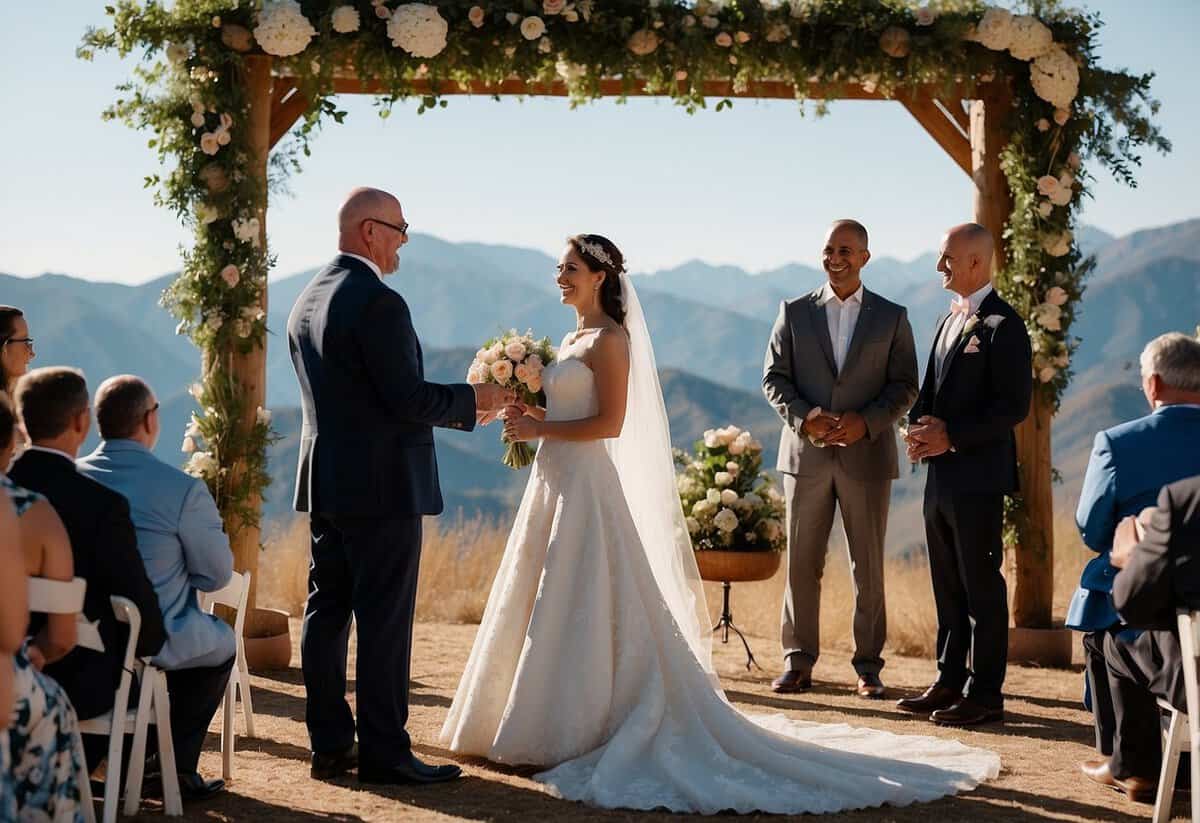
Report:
674,425,786,553
466,330,555,469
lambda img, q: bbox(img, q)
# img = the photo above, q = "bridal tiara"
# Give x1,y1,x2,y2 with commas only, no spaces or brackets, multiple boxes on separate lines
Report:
577,237,616,270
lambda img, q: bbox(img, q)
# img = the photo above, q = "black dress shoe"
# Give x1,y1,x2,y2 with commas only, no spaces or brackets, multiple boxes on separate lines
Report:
896,683,961,714
855,673,887,699
359,755,462,786
771,670,812,694
930,697,1004,727
312,743,358,780
177,772,226,802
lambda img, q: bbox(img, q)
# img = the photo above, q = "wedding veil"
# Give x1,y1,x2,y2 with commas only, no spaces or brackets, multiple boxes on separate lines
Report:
605,271,715,678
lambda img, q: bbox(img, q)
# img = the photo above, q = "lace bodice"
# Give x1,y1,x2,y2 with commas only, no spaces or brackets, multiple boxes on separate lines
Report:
543,339,599,423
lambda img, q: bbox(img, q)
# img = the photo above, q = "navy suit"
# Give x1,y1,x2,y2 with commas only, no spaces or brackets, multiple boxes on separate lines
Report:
287,255,475,766
911,289,1032,707
1069,404,1200,762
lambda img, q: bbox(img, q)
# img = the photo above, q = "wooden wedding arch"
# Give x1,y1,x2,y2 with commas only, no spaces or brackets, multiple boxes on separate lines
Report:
232,60,1058,650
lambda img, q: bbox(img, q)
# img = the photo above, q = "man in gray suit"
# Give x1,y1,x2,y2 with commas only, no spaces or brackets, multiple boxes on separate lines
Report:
763,220,919,698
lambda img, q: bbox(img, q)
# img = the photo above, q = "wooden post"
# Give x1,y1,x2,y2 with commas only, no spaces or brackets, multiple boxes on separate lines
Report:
971,83,1054,630
227,54,272,635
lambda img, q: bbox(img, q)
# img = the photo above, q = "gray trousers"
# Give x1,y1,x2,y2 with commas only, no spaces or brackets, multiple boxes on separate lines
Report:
780,467,891,676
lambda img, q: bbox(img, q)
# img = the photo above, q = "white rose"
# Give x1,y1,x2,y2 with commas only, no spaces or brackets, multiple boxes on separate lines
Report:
728,439,747,456
714,471,733,487
685,517,700,535
1054,351,1070,367
331,5,361,33
253,0,317,57
189,383,204,401
701,16,719,29
490,359,513,383
628,29,660,56
537,36,552,54
726,461,739,474
1049,181,1074,207
487,342,504,361
715,32,733,47
504,339,527,361
181,436,198,454
914,6,936,26
468,6,485,27
720,489,738,506
714,508,739,533
973,7,1014,51
1036,174,1060,197
735,31,751,44
1038,365,1057,383
520,16,546,40
703,429,720,448
232,216,261,246
1041,230,1072,257
1031,302,1063,331
478,346,498,365
1046,286,1069,306
1007,14,1053,61
706,488,721,504
388,4,449,58
1036,118,1050,132
200,132,221,155
526,373,542,393
1031,46,1080,109
185,450,219,478
1037,200,1054,218
514,363,531,384
526,354,543,370
220,264,240,288
185,414,202,438
215,128,231,146
543,0,565,14
466,362,486,385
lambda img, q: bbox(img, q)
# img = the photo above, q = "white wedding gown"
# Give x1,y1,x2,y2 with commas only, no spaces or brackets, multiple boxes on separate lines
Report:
439,338,1000,814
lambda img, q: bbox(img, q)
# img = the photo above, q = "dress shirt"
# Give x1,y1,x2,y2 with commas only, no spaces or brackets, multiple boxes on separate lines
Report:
936,282,994,384
342,252,382,279
818,282,863,374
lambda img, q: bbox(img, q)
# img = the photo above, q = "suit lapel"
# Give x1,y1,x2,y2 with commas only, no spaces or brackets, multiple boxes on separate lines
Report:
806,293,837,376
840,289,875,374
936,290,999,395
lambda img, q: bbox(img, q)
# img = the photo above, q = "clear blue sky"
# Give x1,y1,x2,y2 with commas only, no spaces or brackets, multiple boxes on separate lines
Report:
0,1,1195,284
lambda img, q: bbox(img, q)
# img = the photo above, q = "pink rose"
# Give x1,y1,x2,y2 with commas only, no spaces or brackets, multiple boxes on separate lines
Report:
490,359,514,383
219,264,240,287
468,6,485,27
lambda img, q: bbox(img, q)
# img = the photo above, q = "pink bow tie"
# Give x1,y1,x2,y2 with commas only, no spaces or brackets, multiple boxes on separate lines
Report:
949,298,972,316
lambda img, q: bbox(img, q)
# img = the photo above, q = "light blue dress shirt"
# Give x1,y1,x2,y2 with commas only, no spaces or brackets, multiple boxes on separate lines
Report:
78,440,235,670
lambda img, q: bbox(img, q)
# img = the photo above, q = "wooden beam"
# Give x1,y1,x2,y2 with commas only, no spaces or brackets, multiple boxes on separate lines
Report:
901,96,973,177
268,84,311,149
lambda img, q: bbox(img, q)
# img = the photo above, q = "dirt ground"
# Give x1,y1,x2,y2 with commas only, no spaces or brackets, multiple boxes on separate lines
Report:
119,618,1189,822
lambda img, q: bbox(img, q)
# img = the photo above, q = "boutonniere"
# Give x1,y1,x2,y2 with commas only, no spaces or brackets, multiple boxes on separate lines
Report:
983,314,1005,330
961,313,982,338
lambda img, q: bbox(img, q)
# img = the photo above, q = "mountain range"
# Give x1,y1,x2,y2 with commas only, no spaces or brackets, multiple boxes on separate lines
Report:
2,217,1197,553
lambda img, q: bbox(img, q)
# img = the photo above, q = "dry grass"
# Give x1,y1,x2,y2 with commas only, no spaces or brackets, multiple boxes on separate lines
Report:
258,512,1096,662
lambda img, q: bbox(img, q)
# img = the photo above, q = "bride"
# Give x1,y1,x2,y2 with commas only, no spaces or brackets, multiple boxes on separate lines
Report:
439,234,1000,814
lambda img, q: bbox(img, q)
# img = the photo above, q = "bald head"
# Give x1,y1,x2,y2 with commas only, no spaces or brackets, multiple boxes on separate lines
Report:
95,374,158,445
937,222,995,296
337,187,408,274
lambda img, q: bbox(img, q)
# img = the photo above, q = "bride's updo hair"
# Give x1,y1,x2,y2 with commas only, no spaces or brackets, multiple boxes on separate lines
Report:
567,234,626,326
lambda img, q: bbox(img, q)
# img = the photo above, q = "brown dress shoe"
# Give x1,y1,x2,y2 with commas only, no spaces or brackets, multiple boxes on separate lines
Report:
855,673,886,699
772,670,812,693
896,684,960,714
1079,759,1158,804
930,697,1004,727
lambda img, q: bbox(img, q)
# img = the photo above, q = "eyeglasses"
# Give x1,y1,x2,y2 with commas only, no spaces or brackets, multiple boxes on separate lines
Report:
2,337,33,350
365,218,409,236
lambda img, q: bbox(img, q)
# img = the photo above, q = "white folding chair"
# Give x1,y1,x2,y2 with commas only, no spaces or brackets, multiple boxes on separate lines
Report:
1152,609,1200,823
199,570,255,780
74,596,182,821
27,576,96,823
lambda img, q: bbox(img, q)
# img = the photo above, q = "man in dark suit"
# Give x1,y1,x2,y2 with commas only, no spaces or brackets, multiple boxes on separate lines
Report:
1068,332,1200,767
898,222,1032,726
763,219,919,698
10,367,166,768
288,187,512,785
1079,475,1200,802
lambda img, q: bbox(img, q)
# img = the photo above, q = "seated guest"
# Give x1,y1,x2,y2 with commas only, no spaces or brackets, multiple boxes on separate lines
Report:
0,305,36,460
1069,332,1200,763
3,469,86,821
1080,474,1200,802
79,375,235,801
0,390,76,667
8,367,166,769
1,493,23,818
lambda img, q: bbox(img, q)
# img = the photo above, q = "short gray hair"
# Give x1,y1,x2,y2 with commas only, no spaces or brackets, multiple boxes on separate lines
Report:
1139,332,1200,392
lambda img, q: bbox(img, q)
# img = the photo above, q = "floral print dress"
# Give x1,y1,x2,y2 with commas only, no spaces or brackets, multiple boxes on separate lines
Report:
2,475,85,823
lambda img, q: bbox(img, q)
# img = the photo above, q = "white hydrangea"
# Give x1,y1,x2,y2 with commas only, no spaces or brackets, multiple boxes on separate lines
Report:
972,7,1013,51
253,0,316,58
1007,15,1053,61
388,4,449,59
232,216,261,246
331,5,361,33
1030,46,1080,109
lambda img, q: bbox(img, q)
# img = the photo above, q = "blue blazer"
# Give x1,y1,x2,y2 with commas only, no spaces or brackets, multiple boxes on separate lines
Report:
286,255,476,517
78,440,235,670
1067,404,1200,631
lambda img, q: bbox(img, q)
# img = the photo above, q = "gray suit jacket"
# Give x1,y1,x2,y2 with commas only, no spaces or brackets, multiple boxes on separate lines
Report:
763,286,918,479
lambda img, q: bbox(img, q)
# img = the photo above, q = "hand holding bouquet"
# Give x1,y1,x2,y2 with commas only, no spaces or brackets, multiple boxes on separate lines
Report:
467,330,555,469
674,425,786,553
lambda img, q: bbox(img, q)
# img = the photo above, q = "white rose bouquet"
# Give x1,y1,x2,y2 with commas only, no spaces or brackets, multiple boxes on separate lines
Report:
674,425,786,553
466,329,555,469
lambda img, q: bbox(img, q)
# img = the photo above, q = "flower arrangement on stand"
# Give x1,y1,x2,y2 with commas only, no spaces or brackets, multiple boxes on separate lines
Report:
675,425,785,555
